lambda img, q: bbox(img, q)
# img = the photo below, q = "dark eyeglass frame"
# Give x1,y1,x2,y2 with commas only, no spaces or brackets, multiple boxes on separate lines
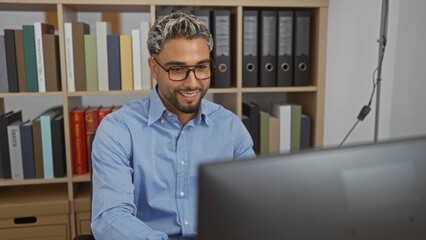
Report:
152,57,215,81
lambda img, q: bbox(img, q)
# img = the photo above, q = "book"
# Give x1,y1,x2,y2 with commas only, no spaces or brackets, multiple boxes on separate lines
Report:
71,107,88,175
300,114,311,150
268,114,279,154
32,116,44,178
242,102,260,153
0,111,22,178
14,30,27,92
120,35,133,90
140,21,152,90
84,107,100,168
96,21,112,91
20,120,36,179
4,29,19,92
23,25,38,92
272,103,291,154
132,29,142,90
259,111,269,155
64,22,75,92
43,34,61,91
7,120,24,179
34,22,54,92
107,35,121,90
290,105,302,151
52,114,66,177
0,36,8,93
98,106,112,124
40,109,61,178
72,22,90,91
84,34,98,91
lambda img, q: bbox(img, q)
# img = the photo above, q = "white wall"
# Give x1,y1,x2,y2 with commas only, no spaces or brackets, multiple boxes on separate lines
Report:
324,0,426,147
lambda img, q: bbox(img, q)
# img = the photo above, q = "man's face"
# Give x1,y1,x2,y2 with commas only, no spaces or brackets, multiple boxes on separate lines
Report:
150,38,211,115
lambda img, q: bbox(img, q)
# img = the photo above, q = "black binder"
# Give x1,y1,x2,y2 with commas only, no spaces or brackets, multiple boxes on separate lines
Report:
277,11,294,87
242,10,258,87
294,11,311,86
212,10,231,88
259,10,277,87
4,30,19,92
193,10,211,31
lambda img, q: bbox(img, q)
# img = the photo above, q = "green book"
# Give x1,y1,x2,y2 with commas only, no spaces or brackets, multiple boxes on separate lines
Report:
259,111,269,155
22,25,38,92
291,104,302,151
84,35,98,91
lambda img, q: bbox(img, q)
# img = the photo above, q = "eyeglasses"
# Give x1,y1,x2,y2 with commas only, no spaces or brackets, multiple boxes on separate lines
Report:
152,57,214,81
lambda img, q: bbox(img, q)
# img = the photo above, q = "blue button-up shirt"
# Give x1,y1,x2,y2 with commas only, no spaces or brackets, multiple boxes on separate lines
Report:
91,87,255,240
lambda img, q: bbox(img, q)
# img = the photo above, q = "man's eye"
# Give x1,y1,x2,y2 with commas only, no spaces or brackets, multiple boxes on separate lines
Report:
197,65,209,70
170,67,184,73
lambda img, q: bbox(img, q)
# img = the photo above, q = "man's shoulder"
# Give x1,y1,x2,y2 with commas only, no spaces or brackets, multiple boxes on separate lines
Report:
103,97,149,124
203,99,240,122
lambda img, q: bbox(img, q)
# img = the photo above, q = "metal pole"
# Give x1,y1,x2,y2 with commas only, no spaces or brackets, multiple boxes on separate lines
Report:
374,0,389,142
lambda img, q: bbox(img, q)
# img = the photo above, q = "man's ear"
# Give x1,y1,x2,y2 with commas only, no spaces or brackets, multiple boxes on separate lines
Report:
148,57,158,80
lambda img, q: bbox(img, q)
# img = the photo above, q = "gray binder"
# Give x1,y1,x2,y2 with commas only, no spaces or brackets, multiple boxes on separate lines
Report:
193,10,211,31
294,11,311,86
259,10,277,87
242,10,258,87
212,10,231,88
277,11,293,87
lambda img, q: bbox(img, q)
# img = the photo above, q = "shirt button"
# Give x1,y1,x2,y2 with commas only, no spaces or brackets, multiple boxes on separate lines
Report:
181,161,185,165
184,221,189,225
181,130,184,134
180,192,185,197
168,113,172,116
160,119,164,124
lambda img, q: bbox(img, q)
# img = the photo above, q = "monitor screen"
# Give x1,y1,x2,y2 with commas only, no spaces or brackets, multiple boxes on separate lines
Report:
198,136,426,240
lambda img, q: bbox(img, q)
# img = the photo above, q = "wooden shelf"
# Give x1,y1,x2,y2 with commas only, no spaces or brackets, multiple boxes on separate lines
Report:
242,86,317,93
0,177,68,187
0,92,63,98
72,173,91,182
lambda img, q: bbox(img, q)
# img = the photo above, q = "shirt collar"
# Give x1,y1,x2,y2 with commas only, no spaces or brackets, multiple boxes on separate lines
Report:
147,85,211,126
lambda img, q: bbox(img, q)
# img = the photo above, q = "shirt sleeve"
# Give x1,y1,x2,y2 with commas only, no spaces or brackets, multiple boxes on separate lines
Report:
91,114,169,240
232,116,256,160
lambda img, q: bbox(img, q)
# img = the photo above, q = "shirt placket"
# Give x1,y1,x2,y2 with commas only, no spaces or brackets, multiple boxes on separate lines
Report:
176,126,190,234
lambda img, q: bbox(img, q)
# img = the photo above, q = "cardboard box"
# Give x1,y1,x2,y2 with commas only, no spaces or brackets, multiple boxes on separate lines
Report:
74,183,91,235
0,184,70,240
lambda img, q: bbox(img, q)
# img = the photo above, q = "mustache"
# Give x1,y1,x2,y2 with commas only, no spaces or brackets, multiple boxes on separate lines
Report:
174,87,204,92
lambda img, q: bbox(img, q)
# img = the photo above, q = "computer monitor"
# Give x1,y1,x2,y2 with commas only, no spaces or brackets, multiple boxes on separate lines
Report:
198,136,426,240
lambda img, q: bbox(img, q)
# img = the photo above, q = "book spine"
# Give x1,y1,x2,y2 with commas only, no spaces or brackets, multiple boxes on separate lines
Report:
107,35,121,90
52,115,66,177
40,115,54,178
96,22,111,91
73,22,90,91
14,30,27,92
140,21,152,90
43,35,61,91
22,25,38,92
0,36,8,93
85,109,99,166
65,23,75,92
120,35,133,91
71,111,88,175
34,23,46,92
4,30,19,92
8,124,24,180
32,118,44,178
98,109,111,124
131,29,142,90
20,123,36,179
84,35,98,91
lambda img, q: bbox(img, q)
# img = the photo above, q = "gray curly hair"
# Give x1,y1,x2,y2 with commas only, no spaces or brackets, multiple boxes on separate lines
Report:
147,12,214,56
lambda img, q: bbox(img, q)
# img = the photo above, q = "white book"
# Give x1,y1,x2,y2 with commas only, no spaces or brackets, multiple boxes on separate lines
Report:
64,22,75,92
272,103,292,154
34,22,46,92
96,21,111,91
140,21,152,90
132,29,142,90
8,120,23,180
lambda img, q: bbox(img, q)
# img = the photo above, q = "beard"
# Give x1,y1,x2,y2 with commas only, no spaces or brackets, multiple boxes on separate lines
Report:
161,86,208,114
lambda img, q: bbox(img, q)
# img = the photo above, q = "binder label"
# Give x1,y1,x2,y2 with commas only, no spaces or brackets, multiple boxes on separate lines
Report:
279,16,293,56
262,16,276,56
243,16,257,56
215,16,230,57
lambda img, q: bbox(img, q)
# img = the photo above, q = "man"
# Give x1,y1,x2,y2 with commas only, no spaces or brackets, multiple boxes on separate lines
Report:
91,12,255,239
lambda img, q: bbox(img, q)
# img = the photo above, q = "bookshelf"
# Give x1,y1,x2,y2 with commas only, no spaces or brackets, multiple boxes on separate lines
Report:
0,0,328,238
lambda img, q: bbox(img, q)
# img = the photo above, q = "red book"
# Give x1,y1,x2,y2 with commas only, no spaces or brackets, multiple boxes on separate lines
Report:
84,106,100,167
97,106,112,125
70,107,88,175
